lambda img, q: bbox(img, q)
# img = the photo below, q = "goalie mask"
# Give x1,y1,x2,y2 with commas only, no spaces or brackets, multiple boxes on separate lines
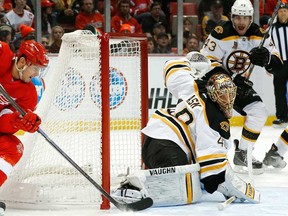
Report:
206,73,237,119
185,51,211,79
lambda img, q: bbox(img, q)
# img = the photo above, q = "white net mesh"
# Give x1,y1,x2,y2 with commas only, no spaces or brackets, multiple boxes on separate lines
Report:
0,31,145,209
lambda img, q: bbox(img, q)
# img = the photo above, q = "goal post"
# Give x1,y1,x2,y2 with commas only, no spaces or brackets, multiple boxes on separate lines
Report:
0,31,148,210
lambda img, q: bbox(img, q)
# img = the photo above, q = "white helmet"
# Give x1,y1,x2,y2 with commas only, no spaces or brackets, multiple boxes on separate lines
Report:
231,0,254,17
184,51,211,79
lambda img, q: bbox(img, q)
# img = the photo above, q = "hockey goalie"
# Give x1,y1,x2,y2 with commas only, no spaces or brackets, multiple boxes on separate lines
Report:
112,52,260,207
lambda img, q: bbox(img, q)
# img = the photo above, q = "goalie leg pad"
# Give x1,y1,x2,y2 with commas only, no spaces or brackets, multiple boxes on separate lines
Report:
112,164,202,207
217,165,260,203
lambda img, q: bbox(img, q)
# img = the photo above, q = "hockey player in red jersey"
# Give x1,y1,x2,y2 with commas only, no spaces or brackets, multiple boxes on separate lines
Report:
0,40,49,213
201,0,283,174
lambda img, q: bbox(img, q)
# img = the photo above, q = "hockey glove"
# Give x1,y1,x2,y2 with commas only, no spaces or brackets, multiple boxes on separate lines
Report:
14,110,41,133
249,47,271,67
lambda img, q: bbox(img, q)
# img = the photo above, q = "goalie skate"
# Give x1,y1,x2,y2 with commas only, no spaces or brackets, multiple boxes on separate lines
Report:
233,139,264,175
263,144,287,170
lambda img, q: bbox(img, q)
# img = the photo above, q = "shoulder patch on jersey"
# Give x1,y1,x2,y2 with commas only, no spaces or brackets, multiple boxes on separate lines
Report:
214,26,223,34
210,21,236,40
259,27,266,34
220,121,229,132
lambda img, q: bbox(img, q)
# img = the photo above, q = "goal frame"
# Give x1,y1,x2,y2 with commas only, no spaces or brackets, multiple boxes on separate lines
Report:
100,33,148,209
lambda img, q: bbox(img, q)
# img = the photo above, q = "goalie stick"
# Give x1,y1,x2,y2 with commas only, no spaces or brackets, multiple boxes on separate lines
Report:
0,84,153,212
217,196,236,211
246,0,283,80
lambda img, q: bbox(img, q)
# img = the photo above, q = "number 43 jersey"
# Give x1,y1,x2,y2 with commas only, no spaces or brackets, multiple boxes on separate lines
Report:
201,21,280,77
142,59,231,180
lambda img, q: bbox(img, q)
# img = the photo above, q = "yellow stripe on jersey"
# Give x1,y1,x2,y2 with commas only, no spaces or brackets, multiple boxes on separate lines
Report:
197,153,227,162
222,35,240,41
197,154,228,174
199,160,228,174
249,35,262,41
185,173,193,204
163,60,191,86
152,109,197,163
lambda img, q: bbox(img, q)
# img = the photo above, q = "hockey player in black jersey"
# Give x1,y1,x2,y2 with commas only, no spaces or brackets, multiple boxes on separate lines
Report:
111,52,260,206
201,0,283,174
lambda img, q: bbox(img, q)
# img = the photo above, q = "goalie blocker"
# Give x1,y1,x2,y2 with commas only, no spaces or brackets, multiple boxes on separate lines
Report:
112,163,260,207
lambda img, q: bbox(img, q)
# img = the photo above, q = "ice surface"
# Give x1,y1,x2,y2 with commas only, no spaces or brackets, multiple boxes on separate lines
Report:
4,126,288,216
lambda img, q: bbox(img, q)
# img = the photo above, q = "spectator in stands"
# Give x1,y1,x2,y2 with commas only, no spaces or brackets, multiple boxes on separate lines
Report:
119,23,131,33
75,0,104,31
13,24,35,51
182,35,199,54
153,32,171,53
0,24,15,51
131,0,152,16
53,0,77,32
171,17,194,48
264,0,277,16
220,0,236,18
41,35,50,51
4,0,34,32
0,12,8,24
19,23,35,40
147,36,154,53
41,0,56,38
72,0,98,14
0,0,12,13
48,25,64,53
111,0,142,33
201,0,229,41
152,21,171,41
140,1,169,36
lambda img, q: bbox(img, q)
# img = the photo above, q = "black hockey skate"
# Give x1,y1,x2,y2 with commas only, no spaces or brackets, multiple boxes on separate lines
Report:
263,144,287,169
0,202,6,216
233,139,264,175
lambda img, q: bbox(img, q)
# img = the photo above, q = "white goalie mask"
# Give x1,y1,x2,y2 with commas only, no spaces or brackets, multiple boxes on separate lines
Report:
206,73,237,119
184,51,211,79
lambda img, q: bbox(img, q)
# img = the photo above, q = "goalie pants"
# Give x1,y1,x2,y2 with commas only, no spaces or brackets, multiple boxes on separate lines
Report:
0,134,24,186
142,135,227,194
142,135,189,169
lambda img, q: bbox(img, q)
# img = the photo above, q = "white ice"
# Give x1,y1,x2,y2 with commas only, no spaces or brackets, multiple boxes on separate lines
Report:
4,126,288,216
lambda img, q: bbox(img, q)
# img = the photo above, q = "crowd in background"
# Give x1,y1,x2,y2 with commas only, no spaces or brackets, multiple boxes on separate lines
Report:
0,0,278,54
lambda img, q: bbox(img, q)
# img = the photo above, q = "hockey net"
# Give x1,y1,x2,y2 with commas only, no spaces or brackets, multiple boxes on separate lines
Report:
0,30,148,209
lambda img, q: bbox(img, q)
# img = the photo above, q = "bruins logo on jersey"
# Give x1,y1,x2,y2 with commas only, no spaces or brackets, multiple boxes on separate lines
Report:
259,27,266,34
220,121,229,132
226,50,251,75
214,26,224,34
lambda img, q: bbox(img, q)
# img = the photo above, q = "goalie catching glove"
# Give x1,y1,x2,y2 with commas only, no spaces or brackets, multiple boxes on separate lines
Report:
14,110,41,133
249,47,271,67
185,51,211,79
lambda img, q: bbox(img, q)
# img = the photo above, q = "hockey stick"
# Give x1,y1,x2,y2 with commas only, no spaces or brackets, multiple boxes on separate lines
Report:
217,196,236,211
0,84,153,212
246,0,282,80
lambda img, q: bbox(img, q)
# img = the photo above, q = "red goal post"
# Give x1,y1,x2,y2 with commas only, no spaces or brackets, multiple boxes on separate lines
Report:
0,31,148,210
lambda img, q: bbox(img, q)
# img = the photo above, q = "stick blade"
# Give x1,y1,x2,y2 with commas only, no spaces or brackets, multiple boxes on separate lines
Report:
116,197,153,211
